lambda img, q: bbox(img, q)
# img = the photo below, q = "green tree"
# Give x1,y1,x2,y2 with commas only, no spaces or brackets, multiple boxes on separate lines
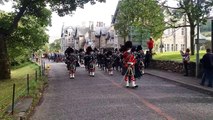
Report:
0,0,106,80
42,43,50,53
8,16,50,65
0,10,50,66
200,19,211,32
163,0,213,55
114,0,133,43
49,39,61,52
114,0,165,44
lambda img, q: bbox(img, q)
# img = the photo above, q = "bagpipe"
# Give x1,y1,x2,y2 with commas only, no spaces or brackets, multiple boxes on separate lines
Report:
133,52,145,77
106,55,115,69
84,53,97,72
79,53,85,65
67,54,78,72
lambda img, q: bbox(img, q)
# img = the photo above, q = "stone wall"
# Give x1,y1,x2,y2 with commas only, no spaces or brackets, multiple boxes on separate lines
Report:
149,60,203,78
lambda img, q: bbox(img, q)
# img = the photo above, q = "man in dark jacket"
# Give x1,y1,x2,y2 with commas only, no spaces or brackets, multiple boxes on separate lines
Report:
200,48,213,87
64,46,73,57
64,46,74,70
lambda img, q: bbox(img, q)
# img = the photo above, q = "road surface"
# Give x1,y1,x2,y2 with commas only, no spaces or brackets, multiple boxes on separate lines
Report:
31,61,213,120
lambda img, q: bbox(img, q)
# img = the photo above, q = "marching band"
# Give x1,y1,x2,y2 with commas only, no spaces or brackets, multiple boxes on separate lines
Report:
64,41,145,88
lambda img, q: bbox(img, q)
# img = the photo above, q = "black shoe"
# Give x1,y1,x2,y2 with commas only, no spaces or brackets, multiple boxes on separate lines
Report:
126,86,130,88
207,85,212,88
184,74,188,76
132,85,138,89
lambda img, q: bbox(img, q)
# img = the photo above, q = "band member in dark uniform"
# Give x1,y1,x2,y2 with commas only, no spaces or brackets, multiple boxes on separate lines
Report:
106,50,114,75
134,45,144,79
65,47,78,79
84,46,96,77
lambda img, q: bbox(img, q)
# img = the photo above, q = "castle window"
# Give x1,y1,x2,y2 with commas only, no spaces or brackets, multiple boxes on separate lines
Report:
181,28,184,35
167,44,170,51
171,44,174,51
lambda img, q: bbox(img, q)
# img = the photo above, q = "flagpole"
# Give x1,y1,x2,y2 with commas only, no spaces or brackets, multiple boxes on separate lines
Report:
99,30,101,49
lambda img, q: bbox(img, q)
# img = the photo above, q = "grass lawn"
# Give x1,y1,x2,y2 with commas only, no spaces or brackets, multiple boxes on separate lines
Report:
153,50,206,62
0,62,45,119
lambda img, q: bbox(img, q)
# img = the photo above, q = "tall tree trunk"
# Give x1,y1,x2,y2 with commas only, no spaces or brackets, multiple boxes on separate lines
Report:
123,37,126,45
0,34,10,80
190,26,195,55
0,0,28,80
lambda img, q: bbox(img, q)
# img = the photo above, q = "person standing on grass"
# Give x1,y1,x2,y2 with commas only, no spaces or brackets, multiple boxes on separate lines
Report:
147,37,154,56
180,48,190,76
200,48,213,88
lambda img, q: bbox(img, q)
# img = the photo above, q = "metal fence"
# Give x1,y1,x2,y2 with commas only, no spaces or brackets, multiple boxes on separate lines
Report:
0,60,46,118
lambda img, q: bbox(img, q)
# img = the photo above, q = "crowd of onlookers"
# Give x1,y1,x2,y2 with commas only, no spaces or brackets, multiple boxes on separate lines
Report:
47,52,65,62
31,52,65,63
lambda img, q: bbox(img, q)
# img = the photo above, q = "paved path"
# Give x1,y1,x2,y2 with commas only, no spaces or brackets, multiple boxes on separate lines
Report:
145,69,213,95
31,62,213,120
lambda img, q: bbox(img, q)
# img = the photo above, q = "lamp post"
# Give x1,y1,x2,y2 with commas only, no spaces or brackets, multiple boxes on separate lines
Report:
73,27,78,50
99,30,102,49
129,26,133,41
184,14,188,50
160,37,163,53
195,0,200,77
206,16,213,53
211,18,213,53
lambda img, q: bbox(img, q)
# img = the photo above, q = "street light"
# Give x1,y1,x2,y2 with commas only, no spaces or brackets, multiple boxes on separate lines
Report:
195,0,200,77
73,27,78,50
205,16,213,53
99,30,102,49
211,18,213,53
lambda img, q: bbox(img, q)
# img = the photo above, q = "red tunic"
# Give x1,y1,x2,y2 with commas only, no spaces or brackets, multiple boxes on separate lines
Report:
123,51,136,68
147,39,154,49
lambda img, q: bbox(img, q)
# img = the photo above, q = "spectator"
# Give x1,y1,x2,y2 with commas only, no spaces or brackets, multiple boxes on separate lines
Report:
147,37,154,55
200,48,213,87
180,48,190,76
144,51,151,68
